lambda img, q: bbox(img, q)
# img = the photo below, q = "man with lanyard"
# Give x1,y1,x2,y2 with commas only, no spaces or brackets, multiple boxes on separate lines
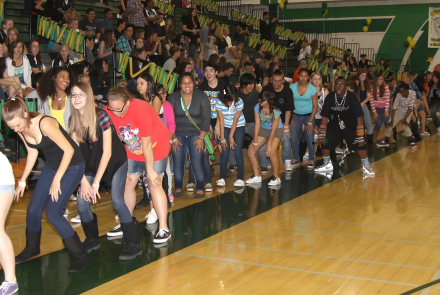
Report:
189,63,226,191
389,72,423,139
315,77,375,177
262,69,294,172
378,82,417,149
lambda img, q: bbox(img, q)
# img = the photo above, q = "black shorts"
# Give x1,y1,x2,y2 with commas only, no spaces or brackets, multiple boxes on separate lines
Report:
322,123,367,151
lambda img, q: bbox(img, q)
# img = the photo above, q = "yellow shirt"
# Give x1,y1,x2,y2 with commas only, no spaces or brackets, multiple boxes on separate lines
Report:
49,97,66,130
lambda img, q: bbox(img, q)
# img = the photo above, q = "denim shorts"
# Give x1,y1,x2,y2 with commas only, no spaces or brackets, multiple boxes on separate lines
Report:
128,157,167,176
0,184,15,194
258,127,283,139
417,104,427,113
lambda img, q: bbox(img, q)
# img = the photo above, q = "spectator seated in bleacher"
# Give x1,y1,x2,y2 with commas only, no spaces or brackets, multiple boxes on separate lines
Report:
256,59,270,84
188,36,201,59
0,43,22,97
193,51,204,84
237,54,250,77
98,8,114,38
223,41,243,69
116,24,135,53
6,40,33,97
79,8,100,49
27,39,47,89
114,19,126,42
156,13,166,41
50,18,84,62
163,45,181,72
143,0,162,34
199,20,215,58
6,28,27,56
31,0,52,19
239,61,254,82
126,47,148,82
59,7,78,26
144,29,164,66
214,28,228,55
164,17,173,35
173,33,186,49
0,18,13,45
99,29,118,67
52,44,74,67
135,37,144,50
56,0,74,21
253,43,264,64
182,8,201,47
90,58,111,103
235,15,250,43
292,59,307,83
162,30,176,61
218,62,234,85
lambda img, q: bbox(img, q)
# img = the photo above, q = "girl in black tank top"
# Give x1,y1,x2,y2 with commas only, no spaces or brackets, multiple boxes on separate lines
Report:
2,98,90,273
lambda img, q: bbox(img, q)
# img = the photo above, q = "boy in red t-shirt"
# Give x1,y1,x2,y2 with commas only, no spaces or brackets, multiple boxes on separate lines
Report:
106,87,171,244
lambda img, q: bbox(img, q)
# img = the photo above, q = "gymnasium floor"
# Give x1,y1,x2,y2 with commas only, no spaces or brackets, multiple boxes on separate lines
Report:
2,130,440,294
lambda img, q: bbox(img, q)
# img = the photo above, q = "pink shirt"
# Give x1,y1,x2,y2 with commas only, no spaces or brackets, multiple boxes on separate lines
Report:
370,85,390,114
162,101,176,133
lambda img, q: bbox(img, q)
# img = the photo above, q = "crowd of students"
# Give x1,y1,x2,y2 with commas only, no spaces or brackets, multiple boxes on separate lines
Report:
0,4,438,294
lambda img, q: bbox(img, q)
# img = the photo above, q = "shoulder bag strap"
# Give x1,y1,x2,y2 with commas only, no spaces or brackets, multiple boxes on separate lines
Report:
181,91,200,131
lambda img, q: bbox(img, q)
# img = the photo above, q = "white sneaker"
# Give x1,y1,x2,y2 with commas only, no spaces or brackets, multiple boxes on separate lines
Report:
362,163,375,176
376,141,389,147
268,176,281,186
284,159,292,171
303,151,309,162
115,214,119,220
187,183,195,192
245,175,262,184
107,224,123,237
234,179,245,187
146,208,158,224
70,215,81,223
69,194,77,201
314,160,333,173
63,208,69,218
216,179,226,187
437,127,440,132
205,183,213,192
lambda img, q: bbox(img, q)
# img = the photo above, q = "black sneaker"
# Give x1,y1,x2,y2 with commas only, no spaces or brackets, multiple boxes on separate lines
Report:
153,229,171,244
107,224,123,237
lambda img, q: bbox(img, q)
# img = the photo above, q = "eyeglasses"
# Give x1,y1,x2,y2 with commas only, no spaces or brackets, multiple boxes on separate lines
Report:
71,92,87,98
106,102,126,113
103,64,108,67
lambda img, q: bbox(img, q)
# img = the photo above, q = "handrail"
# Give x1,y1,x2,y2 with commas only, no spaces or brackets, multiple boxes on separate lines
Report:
113,49,180,94
37,16,86,56
248,35,288,59
192,0,219,13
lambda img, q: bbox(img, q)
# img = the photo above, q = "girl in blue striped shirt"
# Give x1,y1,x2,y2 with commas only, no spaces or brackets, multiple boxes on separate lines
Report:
215,85,246,187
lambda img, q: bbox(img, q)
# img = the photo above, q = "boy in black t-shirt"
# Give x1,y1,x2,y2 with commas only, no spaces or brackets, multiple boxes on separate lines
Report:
315,77,375,176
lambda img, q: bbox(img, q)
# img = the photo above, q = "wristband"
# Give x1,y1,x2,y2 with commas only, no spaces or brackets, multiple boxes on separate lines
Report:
319,124,327,137
283,126,289,129
92,184,99,189
356,125,364,138
220,139,226,143
252,141,258,145
215,126,219,129
354,137,365,144
284,130,289,133
198,136,204,141
307,122,313,125
18,180,26,188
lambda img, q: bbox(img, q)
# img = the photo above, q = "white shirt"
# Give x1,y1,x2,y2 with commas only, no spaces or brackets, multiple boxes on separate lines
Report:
0,152,14,185
225,36,232,48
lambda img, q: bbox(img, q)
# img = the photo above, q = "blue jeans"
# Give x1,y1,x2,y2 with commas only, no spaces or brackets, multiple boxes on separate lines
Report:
373,107,390,132
431,101,440,128
188,149,211,186
172,135,205,191
27,163,85,239
220,126,245,180
77,161,132,224
229,122,269,168
291,113,315,162
362,104,373,135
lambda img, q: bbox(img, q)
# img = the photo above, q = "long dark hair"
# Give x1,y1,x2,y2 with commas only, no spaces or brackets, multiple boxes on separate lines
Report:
0,55,6,78
137,72,159,102
348,57,358,72
258,90,278,117
431,71,440,90
219,85,239,109
413,73,426,94
9,40,25,66
372,74,385,100
91,59,110,92
28,38,43,68
37,67,73,102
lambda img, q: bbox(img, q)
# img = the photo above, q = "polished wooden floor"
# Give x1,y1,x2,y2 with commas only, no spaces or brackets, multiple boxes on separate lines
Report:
4,129,440,294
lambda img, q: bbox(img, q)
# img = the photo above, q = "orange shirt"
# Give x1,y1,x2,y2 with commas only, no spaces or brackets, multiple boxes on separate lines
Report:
292,68,301,83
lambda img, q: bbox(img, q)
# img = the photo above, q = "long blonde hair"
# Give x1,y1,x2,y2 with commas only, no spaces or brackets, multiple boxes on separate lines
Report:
65,8,77,24
240,54,250,69
310,72,324,93
69,82,98,143
214,27,224,39
194,51,203,69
